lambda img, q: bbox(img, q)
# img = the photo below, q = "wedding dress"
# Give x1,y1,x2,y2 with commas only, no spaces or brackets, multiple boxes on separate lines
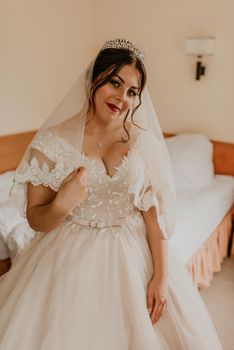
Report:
0,130,222,350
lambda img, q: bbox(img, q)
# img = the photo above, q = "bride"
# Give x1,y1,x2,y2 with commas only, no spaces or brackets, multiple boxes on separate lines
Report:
0,38,222,349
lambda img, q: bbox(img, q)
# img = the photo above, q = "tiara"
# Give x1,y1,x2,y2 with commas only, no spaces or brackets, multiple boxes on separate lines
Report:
101,38,145,63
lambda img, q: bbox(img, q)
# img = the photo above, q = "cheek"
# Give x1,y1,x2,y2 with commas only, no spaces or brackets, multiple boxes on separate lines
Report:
95,85,112,104
93,89,105,109
100,84,113,96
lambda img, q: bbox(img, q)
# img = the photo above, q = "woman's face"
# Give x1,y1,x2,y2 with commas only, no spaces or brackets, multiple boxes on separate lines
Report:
93,64,141,123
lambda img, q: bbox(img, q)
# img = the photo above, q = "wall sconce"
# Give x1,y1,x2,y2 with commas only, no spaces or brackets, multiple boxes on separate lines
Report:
185,37,215,80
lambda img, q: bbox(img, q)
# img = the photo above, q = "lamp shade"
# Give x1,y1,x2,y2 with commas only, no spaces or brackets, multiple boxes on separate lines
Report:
185,37,215,56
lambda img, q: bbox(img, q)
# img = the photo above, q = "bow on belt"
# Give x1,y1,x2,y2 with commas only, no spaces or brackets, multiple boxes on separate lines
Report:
66,216,127,228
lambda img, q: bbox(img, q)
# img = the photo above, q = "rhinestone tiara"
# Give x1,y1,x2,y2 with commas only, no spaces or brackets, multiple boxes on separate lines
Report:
101,38,145,63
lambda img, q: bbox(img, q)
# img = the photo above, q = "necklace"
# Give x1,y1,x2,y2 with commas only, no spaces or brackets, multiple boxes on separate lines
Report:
95,130,107,148
85,126,106,148
93,128,112,148
86,123,120,148
97,139,103,148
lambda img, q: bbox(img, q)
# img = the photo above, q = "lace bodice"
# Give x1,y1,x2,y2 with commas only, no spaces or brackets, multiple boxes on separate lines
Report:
11,130,168,238
69,154,135,223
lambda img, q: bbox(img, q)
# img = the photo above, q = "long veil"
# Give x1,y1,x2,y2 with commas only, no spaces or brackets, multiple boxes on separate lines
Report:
10,41,177,241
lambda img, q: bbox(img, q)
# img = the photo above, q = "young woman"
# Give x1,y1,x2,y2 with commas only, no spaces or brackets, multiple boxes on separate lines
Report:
0,39,222,349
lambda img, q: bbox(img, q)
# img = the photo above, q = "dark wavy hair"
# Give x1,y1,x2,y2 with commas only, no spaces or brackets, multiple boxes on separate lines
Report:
87,48,147,142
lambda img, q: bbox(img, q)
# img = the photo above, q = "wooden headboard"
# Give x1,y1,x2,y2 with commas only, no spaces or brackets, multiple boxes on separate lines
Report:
0,131,36,173
0,130,234,176
212,140,234,176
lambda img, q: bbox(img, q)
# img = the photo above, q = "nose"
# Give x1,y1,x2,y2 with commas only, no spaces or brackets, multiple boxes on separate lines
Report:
116,88,127,103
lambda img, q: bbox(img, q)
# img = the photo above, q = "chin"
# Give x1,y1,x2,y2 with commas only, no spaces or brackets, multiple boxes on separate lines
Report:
106,110,120,120
108,114,119,121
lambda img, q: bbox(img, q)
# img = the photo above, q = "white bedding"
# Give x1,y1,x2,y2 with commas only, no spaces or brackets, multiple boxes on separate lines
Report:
170,175,234,264
0,171,15,204
0,237,9,260
0,171,30,260
0,171,15,259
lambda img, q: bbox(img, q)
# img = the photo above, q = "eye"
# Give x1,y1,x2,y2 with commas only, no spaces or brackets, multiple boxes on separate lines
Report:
128,89,138,97
110,79,120,87
110,78,138,97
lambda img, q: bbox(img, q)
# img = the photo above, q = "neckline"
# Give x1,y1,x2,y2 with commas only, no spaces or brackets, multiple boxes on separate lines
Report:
41,129,139,178
81,151,130,179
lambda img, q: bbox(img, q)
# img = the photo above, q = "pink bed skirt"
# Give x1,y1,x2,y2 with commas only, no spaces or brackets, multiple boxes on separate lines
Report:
186,207,234,288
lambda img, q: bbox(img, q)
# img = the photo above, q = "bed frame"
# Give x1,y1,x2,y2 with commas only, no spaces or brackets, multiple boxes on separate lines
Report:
0,131,36,173
0,131,234,176
0,130,234,280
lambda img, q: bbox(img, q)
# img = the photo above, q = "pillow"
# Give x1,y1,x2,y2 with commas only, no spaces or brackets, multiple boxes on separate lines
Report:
7,221,35,261
0,171,15,204
0,236,9,260
165,133,214,190
0,200,31,262
0,200,25,238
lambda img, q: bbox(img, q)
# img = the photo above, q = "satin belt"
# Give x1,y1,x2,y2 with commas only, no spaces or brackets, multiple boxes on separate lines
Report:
66,216,128,228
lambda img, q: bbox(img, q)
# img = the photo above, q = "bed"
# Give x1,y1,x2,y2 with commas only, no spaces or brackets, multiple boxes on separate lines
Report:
165,133,234,288
170,175,234,287
0,130,234,288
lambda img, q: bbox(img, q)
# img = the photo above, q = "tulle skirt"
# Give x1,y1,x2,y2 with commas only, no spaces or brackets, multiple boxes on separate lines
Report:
0,212,222,349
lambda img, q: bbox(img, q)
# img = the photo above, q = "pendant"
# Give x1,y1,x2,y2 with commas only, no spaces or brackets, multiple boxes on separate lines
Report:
97,140,103,148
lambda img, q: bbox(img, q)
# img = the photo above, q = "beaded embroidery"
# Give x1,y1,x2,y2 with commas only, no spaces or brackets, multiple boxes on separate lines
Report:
12,129,168,238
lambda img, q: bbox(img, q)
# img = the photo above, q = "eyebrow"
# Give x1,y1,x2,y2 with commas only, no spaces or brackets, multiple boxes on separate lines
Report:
116,75,139,91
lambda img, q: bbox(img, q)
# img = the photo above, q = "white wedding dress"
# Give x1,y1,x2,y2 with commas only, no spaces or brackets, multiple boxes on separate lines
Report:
0,131,222,349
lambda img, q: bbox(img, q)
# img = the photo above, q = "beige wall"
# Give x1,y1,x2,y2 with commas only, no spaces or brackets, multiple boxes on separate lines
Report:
1,0,92,135
1,0,234,143
93,0,234,143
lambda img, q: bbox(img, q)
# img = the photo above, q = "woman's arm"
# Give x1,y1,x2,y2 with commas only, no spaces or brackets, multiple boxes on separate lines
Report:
26,184,68,233
141,206,168,325
26,167,87,233
141,206,168,281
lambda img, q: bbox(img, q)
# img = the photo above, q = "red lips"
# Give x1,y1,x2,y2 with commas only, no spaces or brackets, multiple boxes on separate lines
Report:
106,103,120,112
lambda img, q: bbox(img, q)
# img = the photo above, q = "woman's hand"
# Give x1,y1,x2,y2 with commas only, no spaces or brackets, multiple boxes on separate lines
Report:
54,167,88,215
147,276,168,325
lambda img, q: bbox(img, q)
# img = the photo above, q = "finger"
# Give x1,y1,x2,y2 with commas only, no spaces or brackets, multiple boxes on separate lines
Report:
153,301,167,324
79,192,87,203
62,170,77,184
161,302,167,315
154,308,164,323
151,296,167,321
82,186,88,195
150,298,161,322
76,167,87,182
76,166,86,175
147,293,154,315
